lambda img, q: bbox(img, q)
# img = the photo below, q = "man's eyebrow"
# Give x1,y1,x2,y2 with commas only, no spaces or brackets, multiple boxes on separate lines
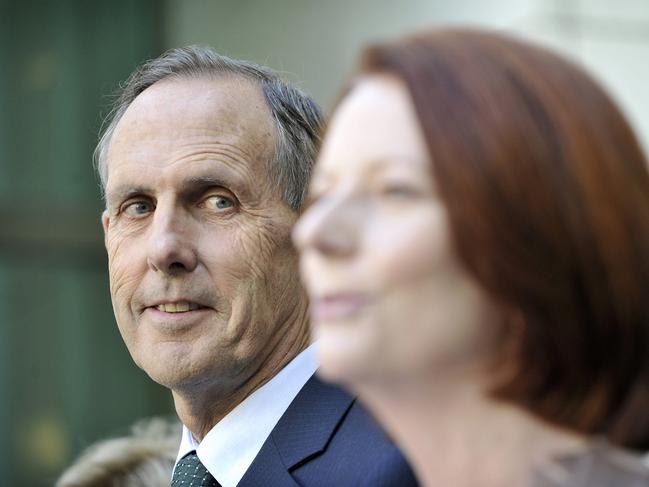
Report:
181,175,230,190
105,171,249,207
106,186,152,206
179,174,247,200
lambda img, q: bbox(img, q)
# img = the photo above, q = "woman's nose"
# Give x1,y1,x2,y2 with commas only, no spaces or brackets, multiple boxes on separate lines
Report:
293,194,361,258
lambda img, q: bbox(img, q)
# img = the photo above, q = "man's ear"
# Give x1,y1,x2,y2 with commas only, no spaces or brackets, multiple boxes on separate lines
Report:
101,210,110,239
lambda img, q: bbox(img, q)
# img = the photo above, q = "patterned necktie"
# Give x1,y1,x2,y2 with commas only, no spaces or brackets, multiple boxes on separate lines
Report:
171,451,221,487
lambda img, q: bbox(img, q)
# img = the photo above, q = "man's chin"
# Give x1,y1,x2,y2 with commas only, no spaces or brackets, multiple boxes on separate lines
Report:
140,359,230,395
132,349,196,390
138,355,195,385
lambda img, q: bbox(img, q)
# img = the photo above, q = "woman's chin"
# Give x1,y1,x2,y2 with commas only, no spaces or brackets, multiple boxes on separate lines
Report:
315,333,382,388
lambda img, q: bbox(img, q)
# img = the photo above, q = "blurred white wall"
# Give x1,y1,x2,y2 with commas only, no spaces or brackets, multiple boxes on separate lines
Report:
164,0,649,153
511,0,649,154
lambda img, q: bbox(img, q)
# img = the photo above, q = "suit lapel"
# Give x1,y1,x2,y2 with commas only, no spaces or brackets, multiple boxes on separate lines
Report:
238,374,355,485
271,374,355,468
237,437,300,487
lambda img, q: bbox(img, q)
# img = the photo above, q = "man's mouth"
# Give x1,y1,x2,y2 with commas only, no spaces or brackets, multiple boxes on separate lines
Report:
155,302,203,313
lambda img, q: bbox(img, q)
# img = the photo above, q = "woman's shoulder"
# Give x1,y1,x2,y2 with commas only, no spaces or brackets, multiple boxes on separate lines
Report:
532,440,649,487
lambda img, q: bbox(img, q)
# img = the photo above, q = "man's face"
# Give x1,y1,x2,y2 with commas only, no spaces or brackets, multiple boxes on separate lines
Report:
102,76,307,393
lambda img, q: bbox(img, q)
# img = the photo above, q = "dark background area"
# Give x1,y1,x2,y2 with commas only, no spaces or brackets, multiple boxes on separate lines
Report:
0,2,172,485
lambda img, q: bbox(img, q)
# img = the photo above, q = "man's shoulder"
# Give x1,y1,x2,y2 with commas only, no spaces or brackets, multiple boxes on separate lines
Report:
262,374,419,486
291,397,419,486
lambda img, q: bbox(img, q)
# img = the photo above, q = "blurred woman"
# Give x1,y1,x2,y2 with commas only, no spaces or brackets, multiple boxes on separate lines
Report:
294,29,649,486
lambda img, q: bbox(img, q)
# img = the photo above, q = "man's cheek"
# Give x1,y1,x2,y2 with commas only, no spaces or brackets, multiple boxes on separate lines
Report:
203,226,261,280
107,241,141,304
105,226,131,264
234,224,285,279
111,269,140,302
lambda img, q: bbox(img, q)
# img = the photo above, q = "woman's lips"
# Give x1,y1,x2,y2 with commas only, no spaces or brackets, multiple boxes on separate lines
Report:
310,293,370,321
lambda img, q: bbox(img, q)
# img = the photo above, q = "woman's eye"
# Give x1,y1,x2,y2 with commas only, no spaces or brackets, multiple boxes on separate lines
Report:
205,194,235,210
380,184,420,199
123,201,154,216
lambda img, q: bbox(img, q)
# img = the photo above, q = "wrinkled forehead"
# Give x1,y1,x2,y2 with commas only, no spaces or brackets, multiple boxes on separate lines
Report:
106,75,277,182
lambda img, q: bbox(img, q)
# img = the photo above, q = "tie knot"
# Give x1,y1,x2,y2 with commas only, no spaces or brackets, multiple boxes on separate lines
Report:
172,451,220,487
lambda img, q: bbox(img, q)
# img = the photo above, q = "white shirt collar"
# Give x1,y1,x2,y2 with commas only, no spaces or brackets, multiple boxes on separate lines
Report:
176,343,318,487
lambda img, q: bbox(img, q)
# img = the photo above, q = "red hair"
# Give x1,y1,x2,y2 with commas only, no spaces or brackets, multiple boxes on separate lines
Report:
357,29,649,449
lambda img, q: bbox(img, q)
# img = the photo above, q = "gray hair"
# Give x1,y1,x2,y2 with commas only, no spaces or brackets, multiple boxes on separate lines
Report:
95,46,323,210
56,417,181,487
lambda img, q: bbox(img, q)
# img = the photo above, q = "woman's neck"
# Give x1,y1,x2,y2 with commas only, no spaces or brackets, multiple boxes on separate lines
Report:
355,374,586,487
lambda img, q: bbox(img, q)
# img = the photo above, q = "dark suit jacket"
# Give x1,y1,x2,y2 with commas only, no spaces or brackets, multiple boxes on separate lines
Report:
238,374,419,486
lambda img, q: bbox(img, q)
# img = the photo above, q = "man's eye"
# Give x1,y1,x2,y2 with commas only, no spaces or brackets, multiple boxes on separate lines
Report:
205,195,235,210
123,201,154,216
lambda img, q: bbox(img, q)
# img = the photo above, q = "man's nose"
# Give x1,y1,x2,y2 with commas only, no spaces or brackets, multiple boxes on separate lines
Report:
147,205,198,275
293,193,359,258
